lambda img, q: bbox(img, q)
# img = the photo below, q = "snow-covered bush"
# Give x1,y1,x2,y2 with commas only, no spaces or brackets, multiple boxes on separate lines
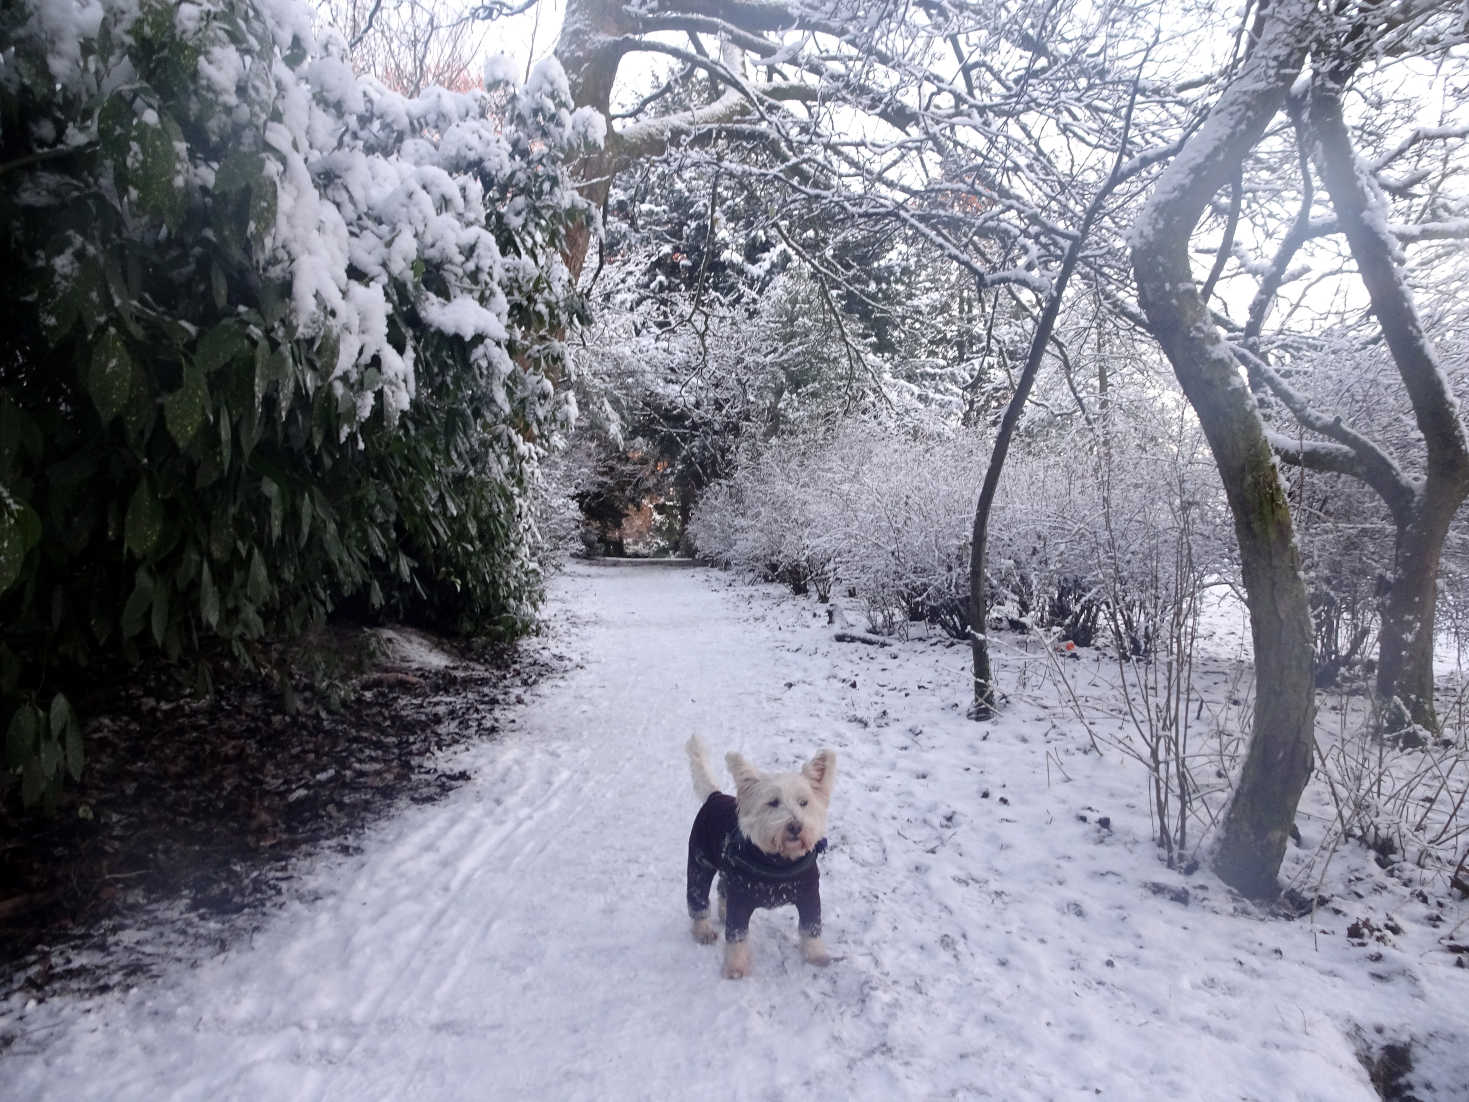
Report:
688,422,999,632
690,409,1232,647
0,0,599,803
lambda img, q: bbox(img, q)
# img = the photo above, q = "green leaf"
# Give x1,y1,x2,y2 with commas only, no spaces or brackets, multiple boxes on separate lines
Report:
197,322,249,376
297,491,314,548
239,601,264,639
248,176,278,246
0,506,28,595
17,502,42,548
89,330,138,424
124,478,164,558
5,706,38,769
261,477,283,542
132,111,187,227
164,363,210,447
150,576,171,646
219,401,233,469
90,600,114,644
177,541,201,587
246,546,269,604
48,693,72,741
283,34,308,67
98,94,135,178
214,148,264,195
38,731,61,778
200,559,219,629
254,340,270,407
254,344,291,410
208,508,232,562
210,260,229,311
0,398,42,464
121,567,154,638
194,452,222,490
39,243,81,343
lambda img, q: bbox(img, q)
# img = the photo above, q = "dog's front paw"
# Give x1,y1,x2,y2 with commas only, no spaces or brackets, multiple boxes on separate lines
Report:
723,941,751,979
801,935,831,967
691,917,718,945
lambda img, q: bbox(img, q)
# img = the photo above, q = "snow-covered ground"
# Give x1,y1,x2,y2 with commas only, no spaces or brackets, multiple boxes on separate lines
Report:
5,560,1468,1100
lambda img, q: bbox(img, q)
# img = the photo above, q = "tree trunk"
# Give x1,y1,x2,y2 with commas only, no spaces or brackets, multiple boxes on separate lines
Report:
1130,0,1317,898
1377,494,1456,731
1305,77,1469,733
554,0,630,281
967,85,1140,718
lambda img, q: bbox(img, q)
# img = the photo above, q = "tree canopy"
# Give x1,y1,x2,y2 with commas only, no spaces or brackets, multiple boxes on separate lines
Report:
538,0,1469,895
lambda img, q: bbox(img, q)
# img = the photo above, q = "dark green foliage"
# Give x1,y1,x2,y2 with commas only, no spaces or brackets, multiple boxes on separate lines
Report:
0,0,591,804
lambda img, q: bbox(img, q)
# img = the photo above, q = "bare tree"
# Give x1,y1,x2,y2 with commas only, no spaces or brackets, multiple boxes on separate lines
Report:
1130,0,1319,898
1130,0,1469,889
518,0,1469,895
1240,36,1469,733
315,0,487,93
967,73,1147,717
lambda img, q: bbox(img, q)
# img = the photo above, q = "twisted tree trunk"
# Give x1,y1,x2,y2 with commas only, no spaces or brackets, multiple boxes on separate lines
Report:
1305,77,1469,733
1130,0,1318,898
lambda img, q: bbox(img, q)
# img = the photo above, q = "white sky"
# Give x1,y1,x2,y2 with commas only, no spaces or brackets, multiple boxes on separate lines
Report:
440,0,1463,338
478,0,563,81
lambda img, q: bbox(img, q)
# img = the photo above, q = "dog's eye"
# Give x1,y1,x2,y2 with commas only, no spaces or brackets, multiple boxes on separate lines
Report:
767,798,780,808
799,799,808,807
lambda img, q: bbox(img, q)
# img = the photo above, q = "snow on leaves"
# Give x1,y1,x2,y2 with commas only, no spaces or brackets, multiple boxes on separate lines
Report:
14,0,602,439
0,0,605,804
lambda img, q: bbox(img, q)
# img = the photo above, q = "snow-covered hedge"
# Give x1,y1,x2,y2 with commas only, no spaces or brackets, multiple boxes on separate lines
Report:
0,0,600,803
689,416,1231,645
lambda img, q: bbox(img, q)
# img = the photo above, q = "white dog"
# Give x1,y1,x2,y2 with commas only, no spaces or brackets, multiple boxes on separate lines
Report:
684,736,836,978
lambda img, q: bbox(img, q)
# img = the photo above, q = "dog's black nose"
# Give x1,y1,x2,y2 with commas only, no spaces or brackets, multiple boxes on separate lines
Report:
786,822,802,837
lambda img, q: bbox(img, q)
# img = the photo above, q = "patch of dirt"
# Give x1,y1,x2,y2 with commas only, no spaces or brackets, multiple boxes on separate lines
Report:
0,625,559,1015
1355,1033,1422,1102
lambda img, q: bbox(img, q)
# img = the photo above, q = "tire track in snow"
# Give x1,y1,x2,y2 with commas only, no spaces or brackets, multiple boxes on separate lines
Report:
309,566,736,1101
306,756,584,1101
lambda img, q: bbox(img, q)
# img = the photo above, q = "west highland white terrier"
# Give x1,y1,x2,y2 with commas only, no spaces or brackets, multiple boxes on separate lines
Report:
684,735,837,979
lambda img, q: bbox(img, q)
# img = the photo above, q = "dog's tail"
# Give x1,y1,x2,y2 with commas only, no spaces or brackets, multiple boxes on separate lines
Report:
686,736,722,802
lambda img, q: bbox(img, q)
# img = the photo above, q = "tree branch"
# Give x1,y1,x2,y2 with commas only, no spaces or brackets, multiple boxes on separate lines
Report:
1232,343,1415,523
1307,75,1469,480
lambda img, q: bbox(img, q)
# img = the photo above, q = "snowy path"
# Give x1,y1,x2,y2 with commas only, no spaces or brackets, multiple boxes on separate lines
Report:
6,561,1468,1099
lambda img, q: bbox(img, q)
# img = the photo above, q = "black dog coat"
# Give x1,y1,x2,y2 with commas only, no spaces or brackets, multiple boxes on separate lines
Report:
686,792,827,942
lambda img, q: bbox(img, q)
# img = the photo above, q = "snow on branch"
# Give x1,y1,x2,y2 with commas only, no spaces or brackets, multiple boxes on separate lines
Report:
1369,123,1469,173
1234,344,1415,519
1307,77,1469,476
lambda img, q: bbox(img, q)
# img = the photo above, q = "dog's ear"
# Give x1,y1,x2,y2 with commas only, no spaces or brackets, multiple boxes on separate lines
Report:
726,752,761,798
803,749,836,799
